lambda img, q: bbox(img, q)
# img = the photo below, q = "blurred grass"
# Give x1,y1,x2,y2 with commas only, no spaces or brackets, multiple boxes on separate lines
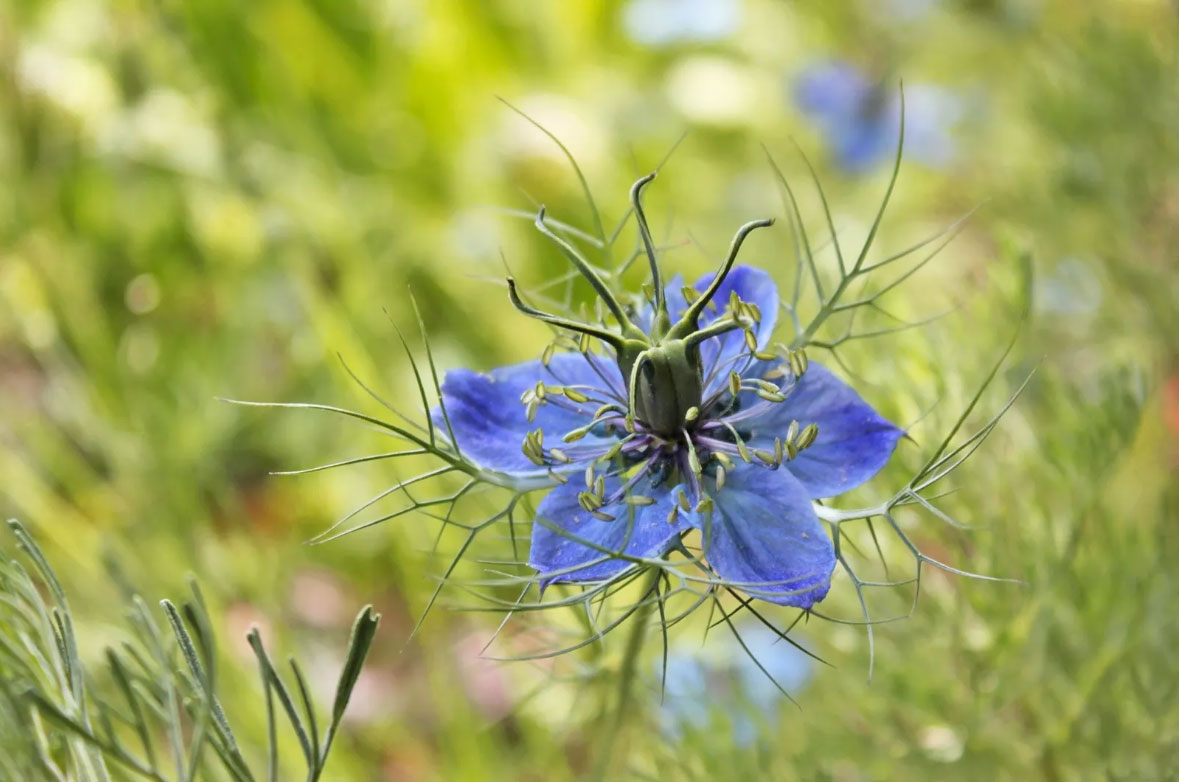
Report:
1,0,1177,779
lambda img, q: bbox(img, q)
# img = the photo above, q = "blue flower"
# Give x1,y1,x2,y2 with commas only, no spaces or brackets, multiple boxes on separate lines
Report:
794,61,962,175
437,176,902,609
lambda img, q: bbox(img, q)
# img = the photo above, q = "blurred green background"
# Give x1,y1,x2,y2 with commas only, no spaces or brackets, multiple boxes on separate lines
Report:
2,0,1177,779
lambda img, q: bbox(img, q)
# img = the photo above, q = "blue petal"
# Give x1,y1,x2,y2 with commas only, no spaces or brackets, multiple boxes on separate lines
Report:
696,464,834,608
751,362,903,498
636,267,777,378
435,353,622,476
794,61,872,125
691,265,779,383
529,473,690,585
833,118,895,174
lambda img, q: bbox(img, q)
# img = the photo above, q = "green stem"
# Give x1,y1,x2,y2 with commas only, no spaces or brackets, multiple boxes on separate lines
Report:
592,567,660,780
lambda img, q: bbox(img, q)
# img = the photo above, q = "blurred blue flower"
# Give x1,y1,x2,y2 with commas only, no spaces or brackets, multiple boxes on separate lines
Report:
435,187,902,607
794,61,962,175
622,0,741,47
658,624,815,743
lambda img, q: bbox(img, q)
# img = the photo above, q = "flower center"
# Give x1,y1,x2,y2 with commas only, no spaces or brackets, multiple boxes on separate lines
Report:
509,172,822,511
620,339,703,438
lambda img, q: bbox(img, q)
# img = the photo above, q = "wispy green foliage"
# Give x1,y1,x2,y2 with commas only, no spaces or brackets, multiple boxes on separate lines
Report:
0,520,379,781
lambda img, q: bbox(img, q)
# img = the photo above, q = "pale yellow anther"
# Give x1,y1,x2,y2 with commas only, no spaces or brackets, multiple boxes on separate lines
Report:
797,423,819,450
735,438,752,463
728,372,742,397
753,448,777,465
594,403,617,418
789,349,809,378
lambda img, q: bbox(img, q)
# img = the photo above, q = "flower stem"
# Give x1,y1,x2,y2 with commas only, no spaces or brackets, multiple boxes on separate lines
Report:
592,567,660,780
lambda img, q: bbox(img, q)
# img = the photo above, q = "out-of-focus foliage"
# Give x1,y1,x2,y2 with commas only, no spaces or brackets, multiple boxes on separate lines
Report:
0,520,379,781
0,0,1176,779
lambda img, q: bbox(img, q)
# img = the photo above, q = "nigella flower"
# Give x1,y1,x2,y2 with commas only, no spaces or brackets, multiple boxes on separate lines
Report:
436,175,902,609
794,60,961,175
